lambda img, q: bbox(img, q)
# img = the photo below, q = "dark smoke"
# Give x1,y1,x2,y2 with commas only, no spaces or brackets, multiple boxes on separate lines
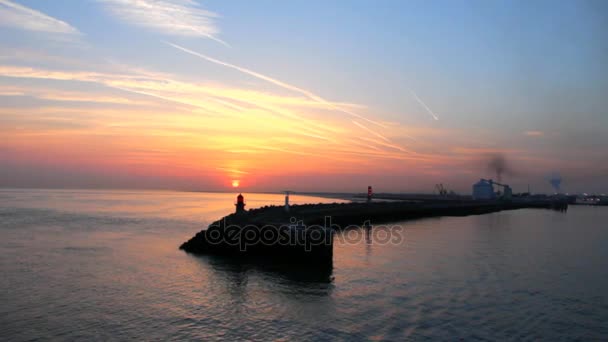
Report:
486,153,512,182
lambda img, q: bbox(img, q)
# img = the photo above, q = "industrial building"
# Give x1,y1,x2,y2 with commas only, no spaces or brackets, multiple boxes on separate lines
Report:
473,179,512,200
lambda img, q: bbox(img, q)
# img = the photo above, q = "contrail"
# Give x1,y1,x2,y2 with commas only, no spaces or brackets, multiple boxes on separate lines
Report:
410,90,439,121
351,120,389,142
365,138,411,154
206,35,230,48
165,41,386,128
351,121,413,154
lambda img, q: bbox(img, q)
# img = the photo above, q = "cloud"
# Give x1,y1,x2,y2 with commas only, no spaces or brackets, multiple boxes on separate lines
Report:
0,0,80,35
0,85,159,106
524,130,544,137
351,120,389,142
0,62,436,166
97,0,226,45
215,167,249,175
165,42,387,128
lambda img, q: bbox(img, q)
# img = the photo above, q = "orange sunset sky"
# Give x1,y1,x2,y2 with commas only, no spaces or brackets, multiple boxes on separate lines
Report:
1,1,607,193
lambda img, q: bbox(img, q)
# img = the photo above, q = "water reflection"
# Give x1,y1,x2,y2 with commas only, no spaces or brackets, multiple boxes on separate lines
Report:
2,189,606,341
0,189,347,223
188,254,334,285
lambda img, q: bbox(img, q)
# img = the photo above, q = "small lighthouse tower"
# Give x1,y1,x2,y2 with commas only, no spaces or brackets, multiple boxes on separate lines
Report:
367,186,373,203
284,190,292,212
235,193,246,214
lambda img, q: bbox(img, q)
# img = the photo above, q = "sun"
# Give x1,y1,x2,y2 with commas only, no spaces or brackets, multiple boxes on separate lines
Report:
231,180,240,188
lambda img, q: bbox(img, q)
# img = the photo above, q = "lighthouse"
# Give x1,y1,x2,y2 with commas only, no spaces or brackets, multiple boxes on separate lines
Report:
235,193,246,214
284,190,292,212
367,186,373,203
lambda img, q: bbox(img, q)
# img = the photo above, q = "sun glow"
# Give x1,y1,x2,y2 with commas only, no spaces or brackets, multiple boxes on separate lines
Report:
232,180,240,188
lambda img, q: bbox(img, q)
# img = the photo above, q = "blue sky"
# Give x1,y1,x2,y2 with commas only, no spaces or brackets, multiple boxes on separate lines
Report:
0,0,607,192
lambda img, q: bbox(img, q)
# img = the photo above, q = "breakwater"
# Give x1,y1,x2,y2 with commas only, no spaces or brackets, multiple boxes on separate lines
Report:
180,198,567,264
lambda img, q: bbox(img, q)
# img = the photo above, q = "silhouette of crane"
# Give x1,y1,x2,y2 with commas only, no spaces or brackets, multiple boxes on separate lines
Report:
435,184,448,196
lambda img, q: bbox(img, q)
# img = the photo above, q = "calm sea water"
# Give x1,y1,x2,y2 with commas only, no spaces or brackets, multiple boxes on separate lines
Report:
1,189,607,341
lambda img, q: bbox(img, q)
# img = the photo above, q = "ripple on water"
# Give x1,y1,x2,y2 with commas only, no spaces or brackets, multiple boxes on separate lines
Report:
1,191,608,340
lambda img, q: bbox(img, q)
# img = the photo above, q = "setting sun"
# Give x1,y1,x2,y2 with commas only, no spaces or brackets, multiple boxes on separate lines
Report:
232,180,240,188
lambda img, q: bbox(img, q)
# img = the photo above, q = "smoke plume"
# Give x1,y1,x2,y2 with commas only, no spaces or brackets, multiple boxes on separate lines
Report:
485,153,512,182
548,172,562,193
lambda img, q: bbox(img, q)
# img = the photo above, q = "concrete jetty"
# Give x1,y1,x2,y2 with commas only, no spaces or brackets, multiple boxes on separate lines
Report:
180,197,568,265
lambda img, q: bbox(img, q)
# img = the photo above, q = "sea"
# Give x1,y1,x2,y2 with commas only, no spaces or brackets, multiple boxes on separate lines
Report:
1,189,607,341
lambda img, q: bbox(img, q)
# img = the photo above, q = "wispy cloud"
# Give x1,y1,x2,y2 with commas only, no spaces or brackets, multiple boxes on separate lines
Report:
410,90,439,121
165,42,387,128
215,167,249,175
524,130,544,137
98,0,227,45
351,120,389,142
0,85,157,106
0,62,432,167
0,0,81,35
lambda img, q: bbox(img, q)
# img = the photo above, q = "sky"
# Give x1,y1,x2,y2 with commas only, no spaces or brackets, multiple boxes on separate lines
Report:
0,0,607,194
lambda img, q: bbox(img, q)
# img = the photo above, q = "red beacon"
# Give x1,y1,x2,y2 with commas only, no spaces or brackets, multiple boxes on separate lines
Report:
235,193,246,213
